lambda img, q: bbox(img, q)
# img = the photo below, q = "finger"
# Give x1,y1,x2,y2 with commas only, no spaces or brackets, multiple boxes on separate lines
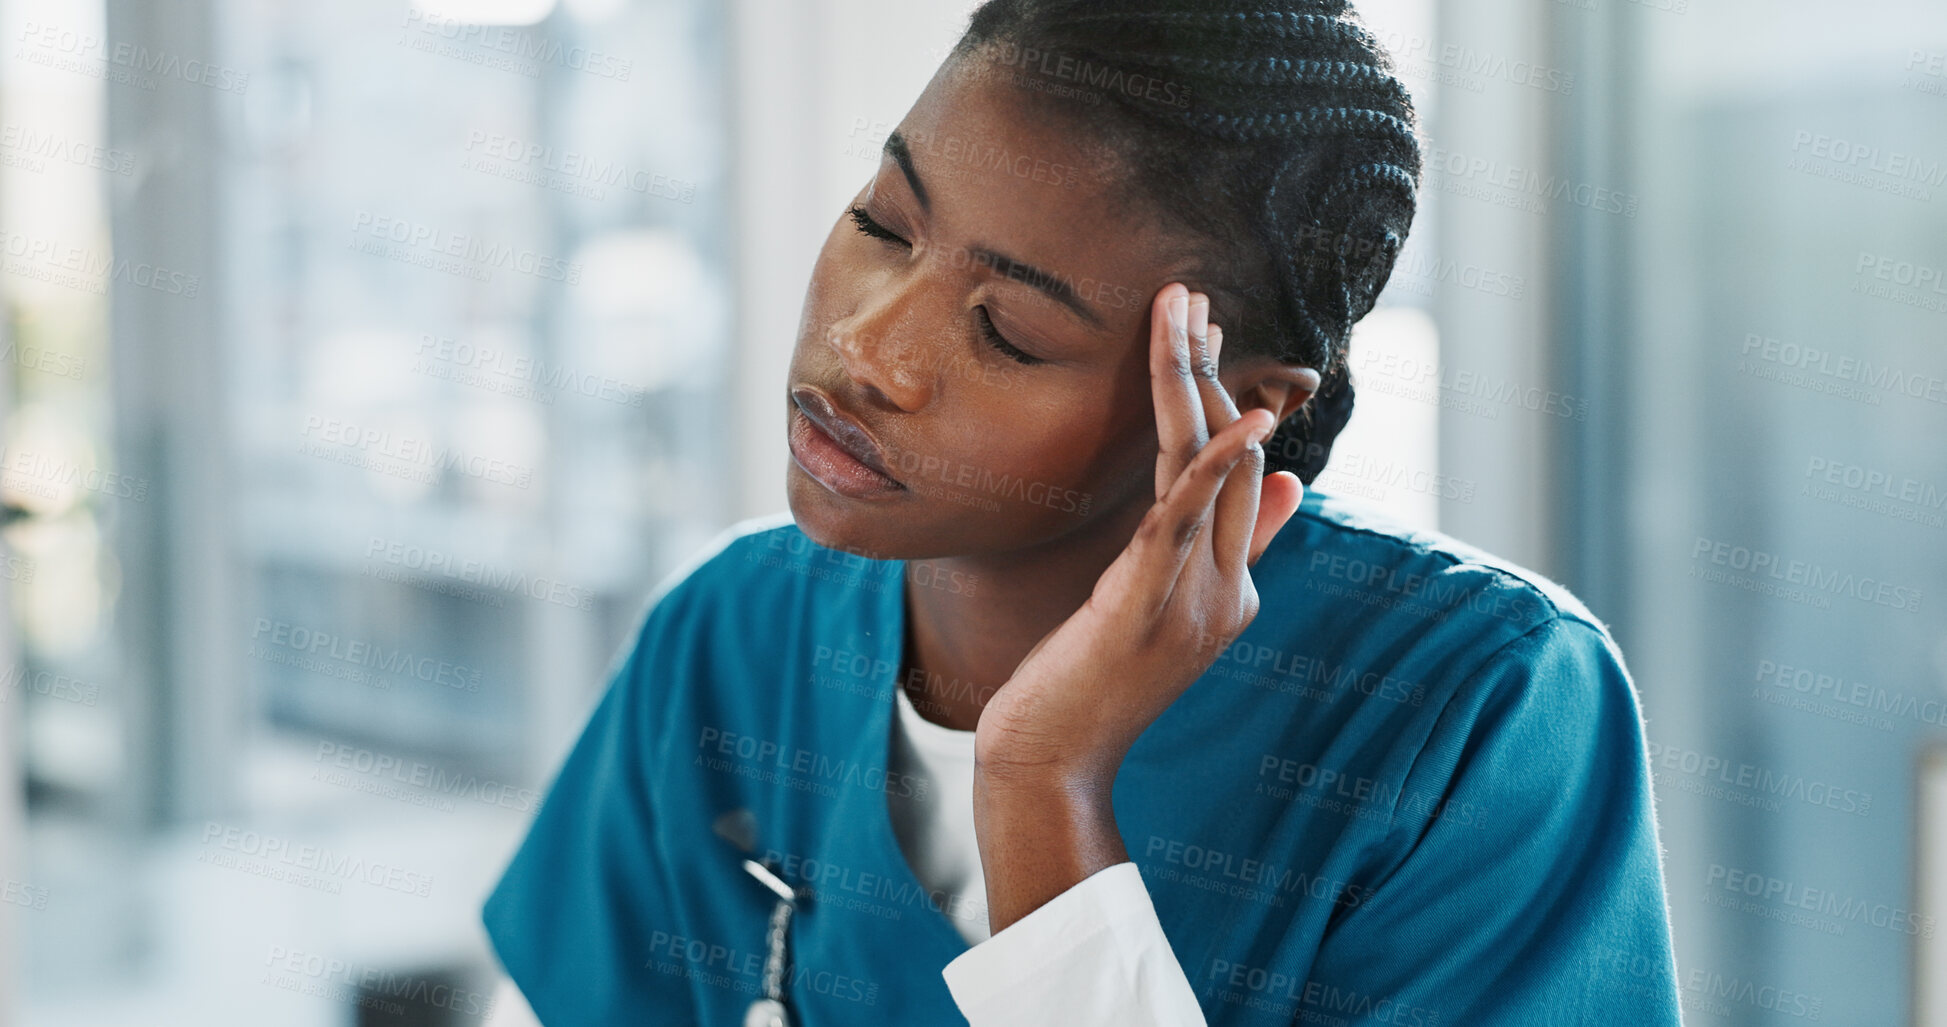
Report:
1193,316,1243,439
1212,406,1275,569
1248,470,1304,567
1128,411,1274,606
1150,283,1203,500
1185,291,1211,403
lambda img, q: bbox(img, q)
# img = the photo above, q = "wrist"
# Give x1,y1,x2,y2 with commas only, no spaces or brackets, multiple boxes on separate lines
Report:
973,754,1119,812
971,760,1128,933
972,702,1136,787
972,739,1125,800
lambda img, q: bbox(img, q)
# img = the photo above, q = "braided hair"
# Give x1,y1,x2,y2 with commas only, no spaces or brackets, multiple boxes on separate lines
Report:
950,0,1423,483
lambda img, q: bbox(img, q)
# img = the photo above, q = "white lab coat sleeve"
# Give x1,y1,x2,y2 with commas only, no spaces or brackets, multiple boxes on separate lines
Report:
939,861,1209,1026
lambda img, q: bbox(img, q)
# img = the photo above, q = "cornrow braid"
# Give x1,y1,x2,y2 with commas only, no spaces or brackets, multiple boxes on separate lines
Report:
1064,9,1379,50
954,0,1423,485
1184,106,1417,146
1315,162,1418,216
1111,56,1411,98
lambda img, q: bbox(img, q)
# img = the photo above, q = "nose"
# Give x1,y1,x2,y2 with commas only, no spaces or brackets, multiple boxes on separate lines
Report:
825,271,947,412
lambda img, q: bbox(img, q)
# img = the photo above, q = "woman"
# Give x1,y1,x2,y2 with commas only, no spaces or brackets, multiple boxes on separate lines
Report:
483,2,1684,1024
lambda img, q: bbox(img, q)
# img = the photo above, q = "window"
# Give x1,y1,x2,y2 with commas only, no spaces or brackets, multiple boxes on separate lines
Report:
6,0,732,1020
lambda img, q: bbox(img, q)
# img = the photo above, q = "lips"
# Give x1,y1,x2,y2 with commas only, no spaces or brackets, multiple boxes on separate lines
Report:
789,385,903,486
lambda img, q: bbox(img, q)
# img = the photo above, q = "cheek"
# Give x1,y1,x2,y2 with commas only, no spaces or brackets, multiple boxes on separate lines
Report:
797,245,849,335
796,222,875,345
948,387,1138,488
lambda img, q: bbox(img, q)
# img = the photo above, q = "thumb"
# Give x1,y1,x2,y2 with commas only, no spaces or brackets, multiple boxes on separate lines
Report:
1247,471,1303,567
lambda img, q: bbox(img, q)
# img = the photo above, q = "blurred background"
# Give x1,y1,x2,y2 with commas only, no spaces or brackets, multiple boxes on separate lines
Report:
0,0,1942,1023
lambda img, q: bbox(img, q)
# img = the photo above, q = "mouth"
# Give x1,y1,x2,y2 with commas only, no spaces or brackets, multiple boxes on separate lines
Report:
788,385,906,498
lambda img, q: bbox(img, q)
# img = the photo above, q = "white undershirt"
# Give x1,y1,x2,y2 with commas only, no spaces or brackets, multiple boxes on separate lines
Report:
885,681,992,944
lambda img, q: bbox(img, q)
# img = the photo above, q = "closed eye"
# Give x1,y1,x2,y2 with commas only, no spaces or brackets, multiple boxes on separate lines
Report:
849,204,1044,367
975,305,1044,366
847,205,908,246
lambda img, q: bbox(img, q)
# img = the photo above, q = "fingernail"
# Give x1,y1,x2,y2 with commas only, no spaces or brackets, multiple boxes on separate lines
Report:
1168,293,1187,330
1208,325,1224,361
1247,423,1271,446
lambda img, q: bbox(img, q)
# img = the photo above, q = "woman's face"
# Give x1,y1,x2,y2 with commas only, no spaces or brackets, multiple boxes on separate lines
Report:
786,53,1243,560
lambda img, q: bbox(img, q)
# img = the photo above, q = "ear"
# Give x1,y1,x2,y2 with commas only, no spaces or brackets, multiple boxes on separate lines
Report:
1225,358,1322,426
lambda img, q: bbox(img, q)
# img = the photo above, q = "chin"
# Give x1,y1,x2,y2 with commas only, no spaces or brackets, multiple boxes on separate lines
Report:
793,464,1124,564
785,466,1012,561
784,465,906,559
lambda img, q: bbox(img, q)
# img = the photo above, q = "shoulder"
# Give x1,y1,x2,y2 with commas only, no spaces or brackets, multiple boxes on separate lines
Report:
1261,496,1655,829
1264,489,1614,642
605,511,816,669
628,511,811,616
1246,489,1633,724
589,513,836,741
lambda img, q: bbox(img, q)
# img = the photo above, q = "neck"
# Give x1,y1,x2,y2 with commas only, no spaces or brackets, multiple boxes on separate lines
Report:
899,500,1148,731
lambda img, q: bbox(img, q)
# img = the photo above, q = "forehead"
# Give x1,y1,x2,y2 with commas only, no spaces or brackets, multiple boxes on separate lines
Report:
886,54,1202,321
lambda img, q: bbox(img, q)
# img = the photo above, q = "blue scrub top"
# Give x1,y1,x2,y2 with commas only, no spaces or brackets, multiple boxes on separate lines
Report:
482,490,1683,1025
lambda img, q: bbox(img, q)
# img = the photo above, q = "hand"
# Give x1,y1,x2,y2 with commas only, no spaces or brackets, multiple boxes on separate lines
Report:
972,282,1307,784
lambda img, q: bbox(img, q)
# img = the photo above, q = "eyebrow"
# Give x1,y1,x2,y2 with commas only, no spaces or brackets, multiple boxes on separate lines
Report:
885,130,930,211
883,130,1107,330
965,245,1107,329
